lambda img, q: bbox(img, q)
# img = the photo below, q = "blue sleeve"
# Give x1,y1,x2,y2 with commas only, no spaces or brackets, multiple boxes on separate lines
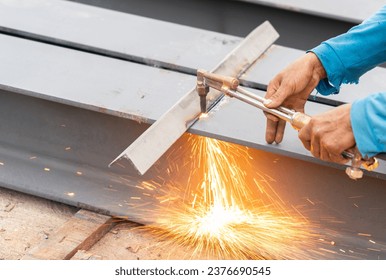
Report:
310,5,386,96
351,93,386,157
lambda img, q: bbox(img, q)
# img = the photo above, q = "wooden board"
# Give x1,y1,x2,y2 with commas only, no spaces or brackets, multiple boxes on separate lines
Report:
22,210,114,260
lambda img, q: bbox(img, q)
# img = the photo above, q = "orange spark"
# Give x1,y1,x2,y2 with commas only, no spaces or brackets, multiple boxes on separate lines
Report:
135,135,317,259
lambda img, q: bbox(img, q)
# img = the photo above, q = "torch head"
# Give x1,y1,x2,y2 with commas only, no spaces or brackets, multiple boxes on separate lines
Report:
197,69,210,113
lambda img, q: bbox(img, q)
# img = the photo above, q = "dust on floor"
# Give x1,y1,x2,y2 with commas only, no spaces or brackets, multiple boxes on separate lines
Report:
0,187,77,259
0,187,201,260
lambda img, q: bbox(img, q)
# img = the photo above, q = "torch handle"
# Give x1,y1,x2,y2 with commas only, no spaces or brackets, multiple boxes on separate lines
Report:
290,112,312,130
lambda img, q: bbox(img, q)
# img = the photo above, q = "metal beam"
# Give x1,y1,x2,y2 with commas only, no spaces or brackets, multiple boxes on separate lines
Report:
237,0,383,23
0,30,385,176
0,32,385,178
0,34,196,123
1,90,386,259
1,0,385,108
0,0,241,74
66,0,356,51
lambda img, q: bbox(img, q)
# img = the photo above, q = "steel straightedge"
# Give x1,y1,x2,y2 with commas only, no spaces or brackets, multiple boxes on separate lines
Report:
111,22,279,174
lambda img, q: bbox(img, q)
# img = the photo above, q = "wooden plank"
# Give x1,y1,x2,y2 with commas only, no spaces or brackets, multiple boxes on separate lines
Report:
22,209,114,260
70,250,102,260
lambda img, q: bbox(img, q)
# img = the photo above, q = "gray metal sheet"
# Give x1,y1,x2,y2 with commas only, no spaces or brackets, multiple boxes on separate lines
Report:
0,0,241,73
238,0,383,23
1,0,384,108
0,34,196,123
242,45,386,105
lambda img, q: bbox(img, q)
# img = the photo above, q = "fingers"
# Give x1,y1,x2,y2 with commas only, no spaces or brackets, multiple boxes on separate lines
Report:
298,124,312,153
320,138,351,164
263,54,320,146
298,119,351,164
300,123,327,160
265,117,286,144
265,118,278,144
264,83,292,109
275,119,286,143
264,79,290,144
320,149,348,164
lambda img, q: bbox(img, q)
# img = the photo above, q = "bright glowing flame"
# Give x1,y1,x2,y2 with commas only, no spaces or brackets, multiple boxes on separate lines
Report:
199,113,209,119
137,135,317,259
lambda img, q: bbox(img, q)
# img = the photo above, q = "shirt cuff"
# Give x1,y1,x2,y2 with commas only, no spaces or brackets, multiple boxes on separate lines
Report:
309,43,347,95
315,78,339,96
351,94,386,158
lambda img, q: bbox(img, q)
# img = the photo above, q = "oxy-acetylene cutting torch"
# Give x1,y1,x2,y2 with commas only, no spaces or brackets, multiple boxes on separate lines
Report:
196,69,379,180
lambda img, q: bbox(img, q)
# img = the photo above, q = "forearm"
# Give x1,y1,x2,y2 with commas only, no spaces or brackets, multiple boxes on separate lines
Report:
311,5,386,95
351,92,386,157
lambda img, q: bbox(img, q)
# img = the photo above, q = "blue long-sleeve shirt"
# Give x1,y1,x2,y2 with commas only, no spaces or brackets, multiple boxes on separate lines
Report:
311,6,386,158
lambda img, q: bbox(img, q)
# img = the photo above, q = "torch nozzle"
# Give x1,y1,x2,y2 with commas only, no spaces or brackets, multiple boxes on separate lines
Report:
200,96,207,113
197,69,210,114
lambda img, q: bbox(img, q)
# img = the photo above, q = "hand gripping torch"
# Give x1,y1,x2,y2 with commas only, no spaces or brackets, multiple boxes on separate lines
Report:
196,69,379,180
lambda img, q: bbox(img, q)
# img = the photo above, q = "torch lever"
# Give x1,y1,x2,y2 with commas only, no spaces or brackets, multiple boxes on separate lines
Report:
196,69,379,180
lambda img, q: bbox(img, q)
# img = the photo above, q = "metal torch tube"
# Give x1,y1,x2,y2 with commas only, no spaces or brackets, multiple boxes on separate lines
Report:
237,87,295,116
224,88,293,122
224,84,380,175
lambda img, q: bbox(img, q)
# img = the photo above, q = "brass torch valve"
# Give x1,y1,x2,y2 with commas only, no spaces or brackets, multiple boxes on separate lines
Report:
290,113,379,180
197,69,239,113
196,69,380,180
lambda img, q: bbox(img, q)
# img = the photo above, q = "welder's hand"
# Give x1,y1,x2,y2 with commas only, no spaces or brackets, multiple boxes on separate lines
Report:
264,52,326,144
298,104,355,164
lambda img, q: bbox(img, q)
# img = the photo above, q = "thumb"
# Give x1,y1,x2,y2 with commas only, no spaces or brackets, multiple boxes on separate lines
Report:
264,86,291,108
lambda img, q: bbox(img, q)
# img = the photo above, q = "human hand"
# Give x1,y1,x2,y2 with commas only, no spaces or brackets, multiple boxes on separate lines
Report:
298,104,355,164
264,52,326,144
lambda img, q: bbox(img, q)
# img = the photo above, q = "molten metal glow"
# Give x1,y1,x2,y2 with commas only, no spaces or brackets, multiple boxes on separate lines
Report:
139,135,316,259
